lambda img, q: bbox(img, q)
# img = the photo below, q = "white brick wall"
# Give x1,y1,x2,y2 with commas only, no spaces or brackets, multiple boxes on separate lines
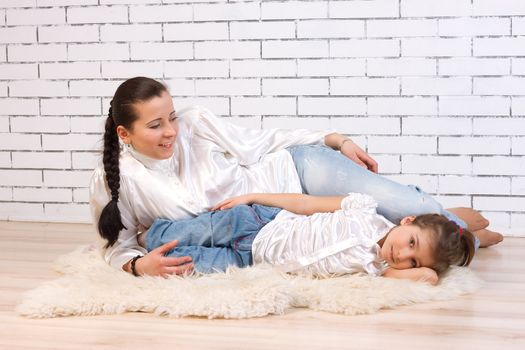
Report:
0,1,522,235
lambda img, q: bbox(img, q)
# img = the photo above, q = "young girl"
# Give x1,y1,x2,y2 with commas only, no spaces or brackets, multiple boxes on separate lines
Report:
137,193,476,285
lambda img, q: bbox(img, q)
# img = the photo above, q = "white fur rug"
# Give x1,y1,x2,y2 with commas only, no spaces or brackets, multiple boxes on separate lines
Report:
17,245,482,319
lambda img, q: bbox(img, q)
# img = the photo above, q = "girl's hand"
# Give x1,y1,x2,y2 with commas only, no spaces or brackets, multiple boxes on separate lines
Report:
211,194,255,211
416,267,439,285
134,240,193,277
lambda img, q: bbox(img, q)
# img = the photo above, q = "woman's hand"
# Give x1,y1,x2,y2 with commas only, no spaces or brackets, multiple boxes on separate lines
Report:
340,139,378,173
210,194,255,211
133,240,193,277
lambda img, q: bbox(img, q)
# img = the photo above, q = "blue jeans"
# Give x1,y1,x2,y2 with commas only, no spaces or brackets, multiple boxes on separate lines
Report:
146,204,281,273
287,145,467,227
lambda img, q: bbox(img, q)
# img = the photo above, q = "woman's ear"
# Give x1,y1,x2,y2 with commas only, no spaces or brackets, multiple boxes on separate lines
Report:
116,125,131,145
400,216,416,225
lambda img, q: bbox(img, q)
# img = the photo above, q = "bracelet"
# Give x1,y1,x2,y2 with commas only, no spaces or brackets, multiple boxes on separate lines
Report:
130,255,143,277
339,138,352,151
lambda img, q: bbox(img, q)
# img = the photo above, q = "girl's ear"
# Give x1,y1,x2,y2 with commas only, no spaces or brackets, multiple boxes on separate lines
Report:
400,216,416,225
116,125,131,145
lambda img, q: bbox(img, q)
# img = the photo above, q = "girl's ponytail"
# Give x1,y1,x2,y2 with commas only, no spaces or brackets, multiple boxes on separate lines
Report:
97,104,126,247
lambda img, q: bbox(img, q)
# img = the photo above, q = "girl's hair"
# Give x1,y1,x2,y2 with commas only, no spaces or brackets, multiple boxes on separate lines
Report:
98,77,168,247
411,214,476,274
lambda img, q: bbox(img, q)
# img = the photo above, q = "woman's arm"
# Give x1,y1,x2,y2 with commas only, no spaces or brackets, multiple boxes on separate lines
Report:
382,267,439,285
212,193,345,216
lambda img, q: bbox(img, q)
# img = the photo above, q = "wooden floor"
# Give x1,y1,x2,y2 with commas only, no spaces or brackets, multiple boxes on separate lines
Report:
1,222,524,350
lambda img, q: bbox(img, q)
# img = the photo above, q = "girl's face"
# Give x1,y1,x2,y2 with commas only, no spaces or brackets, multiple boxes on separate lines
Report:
117,91,178,160
379,217,436,270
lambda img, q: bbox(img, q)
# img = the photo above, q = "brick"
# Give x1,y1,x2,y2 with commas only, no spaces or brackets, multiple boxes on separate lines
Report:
439,58,510,76
439,97,509,116
165,61,229,78
165,23,228,41
231,21,295,40
401,0,471,17
43,170,93,187
73,188,90,203
402,155,471,175
101,24,162,42
129,5,192,22
0,187,12,201
231,60,296,78
513,137,525,155
173,97,229,116
0,203,44,221
372,154,401,174
262,116,330,131
474,77,525,96
70,117,105,134
432,195,471,209
0,98,39,115
0,151,11,167
331,116,400,135
41,98,100,116
0,169,42,186
8,44,67,62
102,62,162,79
195,79,259,96
0,117,8,132
473,0,525,16
9,80,69,97
38,25,99,43
403,117,472,135
0,63,35,79
44,203,91,223
231,97,296,116
0,27,36,44
67,6,128,24
38,0,98,5
474,38,525,56
514,97,525,116
513,58,525,74
0,0,35,7
330,0,398,19
473,196,524,212
225,116,262,130
474,118,525,136
385,174,438,193
100,0,159,4
511,213,525,231
70,80,121,97
7,8,65,25
0,46,5,62
40,62,101,79
331,77,398,96
262,78,328,96
196,41,259,59
512,177,525,195
368,58,436,76
14,188,72,202
439,17,510,36
262,1,327,20
440,176,510,195
298,97,366,116
402,38,470,57
72,152,100,170
513,17,525,35
163,79,195,96
69,43,129,61
473,156,525,175
298,20,364,38
195,2,259,21
0,133,41,151
42,134,102,151
440,136,510,155
0,82,6,96
263,40,327,59
298,59,366,77
479,211,511,229
369,136,437,154
401,77,470,96
368,97,437,116
368,19,437,38
131,42,193,60
331,39,399,58
11,117,70,133
12,151,71,169
0,10,4,26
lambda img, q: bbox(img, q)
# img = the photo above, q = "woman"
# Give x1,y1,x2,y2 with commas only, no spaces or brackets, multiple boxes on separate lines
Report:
90,77,501,277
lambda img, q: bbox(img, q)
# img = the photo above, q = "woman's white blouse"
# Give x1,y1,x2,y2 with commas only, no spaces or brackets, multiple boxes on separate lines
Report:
89,105,329,270
252,193,394,277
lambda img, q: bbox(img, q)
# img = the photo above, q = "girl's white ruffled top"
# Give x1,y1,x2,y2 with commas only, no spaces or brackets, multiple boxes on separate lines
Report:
252,193,394,277
89,105,329,270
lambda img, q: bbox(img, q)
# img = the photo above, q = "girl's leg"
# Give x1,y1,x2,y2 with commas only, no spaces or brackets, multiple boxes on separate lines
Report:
287,145,466,227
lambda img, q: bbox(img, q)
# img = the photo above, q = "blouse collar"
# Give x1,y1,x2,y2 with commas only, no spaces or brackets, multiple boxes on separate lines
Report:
126,144,174,173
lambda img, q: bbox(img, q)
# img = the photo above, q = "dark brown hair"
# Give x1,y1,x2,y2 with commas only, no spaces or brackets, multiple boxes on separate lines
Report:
98,77,168,247
411,214,476,274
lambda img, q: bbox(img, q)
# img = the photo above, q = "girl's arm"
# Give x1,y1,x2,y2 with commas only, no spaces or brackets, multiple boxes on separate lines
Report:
211,193,345,216
382,267,439,285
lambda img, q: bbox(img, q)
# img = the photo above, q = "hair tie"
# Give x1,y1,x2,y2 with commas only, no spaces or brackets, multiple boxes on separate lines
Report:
458,227,463,237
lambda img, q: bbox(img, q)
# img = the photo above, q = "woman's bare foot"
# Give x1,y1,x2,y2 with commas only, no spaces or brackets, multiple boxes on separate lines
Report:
473,228,504,247
446,207,489,232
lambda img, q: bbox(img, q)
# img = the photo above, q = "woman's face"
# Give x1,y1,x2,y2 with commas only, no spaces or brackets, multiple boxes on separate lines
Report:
117,91,178,160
